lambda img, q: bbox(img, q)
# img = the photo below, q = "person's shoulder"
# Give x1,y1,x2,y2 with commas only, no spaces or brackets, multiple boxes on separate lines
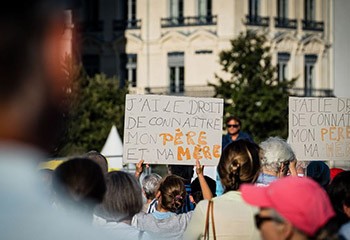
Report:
238,132,254,142
193,199,211,213
222,134,230,140
339,222,350,239
176,210,193,221
134,211,151,222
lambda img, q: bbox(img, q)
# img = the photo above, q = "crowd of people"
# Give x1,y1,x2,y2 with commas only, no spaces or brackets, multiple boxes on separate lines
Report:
0,1,350,240
42,133,349,240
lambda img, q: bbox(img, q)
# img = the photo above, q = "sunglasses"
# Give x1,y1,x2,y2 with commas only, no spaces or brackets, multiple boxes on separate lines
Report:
254,214,284,229
227,124,240,128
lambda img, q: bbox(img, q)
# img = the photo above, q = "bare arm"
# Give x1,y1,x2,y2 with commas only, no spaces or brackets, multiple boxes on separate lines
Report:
289,159,298,176
196,159,213,200
135,159,144,180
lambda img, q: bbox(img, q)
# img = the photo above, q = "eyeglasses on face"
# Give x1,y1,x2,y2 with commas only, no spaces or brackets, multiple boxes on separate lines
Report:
227,124,240,128
254,214,284,229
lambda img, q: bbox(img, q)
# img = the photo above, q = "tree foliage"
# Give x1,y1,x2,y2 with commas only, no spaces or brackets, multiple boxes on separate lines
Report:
211,31,296,143
53,59,127,157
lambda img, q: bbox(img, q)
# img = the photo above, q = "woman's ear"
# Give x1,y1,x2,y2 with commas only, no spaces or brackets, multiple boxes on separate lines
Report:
156,191,161,199
279,221,294,240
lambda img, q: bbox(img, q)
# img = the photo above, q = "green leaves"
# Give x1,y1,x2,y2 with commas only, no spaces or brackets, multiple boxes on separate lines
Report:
53,59,127,157
212,32,296,143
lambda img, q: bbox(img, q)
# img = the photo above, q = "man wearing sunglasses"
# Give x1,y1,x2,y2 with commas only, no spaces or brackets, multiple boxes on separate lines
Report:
241,177,337,240
222,116,253,150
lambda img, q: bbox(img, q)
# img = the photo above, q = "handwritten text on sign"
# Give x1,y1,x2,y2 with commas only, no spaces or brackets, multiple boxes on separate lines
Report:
123,94,224,165
289,97,350,161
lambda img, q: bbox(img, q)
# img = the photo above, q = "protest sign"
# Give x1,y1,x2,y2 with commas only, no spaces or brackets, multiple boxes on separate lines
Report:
289,97,350,161
123,94,224,165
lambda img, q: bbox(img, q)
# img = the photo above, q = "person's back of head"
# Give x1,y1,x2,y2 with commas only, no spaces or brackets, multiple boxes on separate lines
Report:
142,173,162,201
52,158,106,218
84,150,109,174
100,171,143,222
218,140,261,192
167,165,194,184
0,1,68,151
259,136,295,174
327,171,350,225
52,158,106,205
158,175,186,213
307,161,330,189
190,175,216,204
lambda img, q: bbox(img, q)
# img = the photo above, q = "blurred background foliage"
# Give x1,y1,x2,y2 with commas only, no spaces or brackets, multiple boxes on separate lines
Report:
52,58,127,157
211,31,296,143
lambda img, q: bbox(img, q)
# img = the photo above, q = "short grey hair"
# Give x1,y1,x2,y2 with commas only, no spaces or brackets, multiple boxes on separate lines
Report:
260,137,296,173
142,173,162,200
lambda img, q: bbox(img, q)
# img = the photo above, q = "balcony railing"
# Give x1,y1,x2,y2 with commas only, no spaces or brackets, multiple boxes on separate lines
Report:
161,15,217,27
302,20,324,31
290,88,334,97
245,15,269,27
145,85,215,97
113,19,141,31
275,17,297,29
80,20,104,32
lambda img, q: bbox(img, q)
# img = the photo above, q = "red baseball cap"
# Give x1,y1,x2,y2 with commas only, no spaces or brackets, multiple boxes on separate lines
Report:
241,177,335,236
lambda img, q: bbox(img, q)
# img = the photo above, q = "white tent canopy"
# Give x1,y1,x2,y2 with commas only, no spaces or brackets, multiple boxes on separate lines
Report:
101,125,123,170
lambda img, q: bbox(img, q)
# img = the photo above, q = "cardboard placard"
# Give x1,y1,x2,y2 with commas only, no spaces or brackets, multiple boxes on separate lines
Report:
289,97,350,161
123,94,224,165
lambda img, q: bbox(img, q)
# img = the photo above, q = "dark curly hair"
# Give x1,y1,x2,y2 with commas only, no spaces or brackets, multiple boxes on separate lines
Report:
218,140,261,192
158,175,186,212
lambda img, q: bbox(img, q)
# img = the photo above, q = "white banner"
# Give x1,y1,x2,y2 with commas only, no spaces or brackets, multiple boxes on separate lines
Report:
288,97,350,161
123,94,224,165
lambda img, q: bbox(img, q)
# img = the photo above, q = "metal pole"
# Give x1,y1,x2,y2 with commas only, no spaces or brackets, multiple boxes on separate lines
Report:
146,0,150,92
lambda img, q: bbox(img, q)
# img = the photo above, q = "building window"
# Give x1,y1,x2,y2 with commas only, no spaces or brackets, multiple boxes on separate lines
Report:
277,0,288,19
126,54,137,87
82,54,100,77
275,0,297,29
127,0,137,27
82,0,103,31
85,0,99,22
198,0,212,16
249,0,260,18
302,0,323,31
246,0,269,26
277,52,290,82
113,0,141,30
168,52,184,93
169,0,184,24
304,0,315,21
198,0,212,23
304,54,317,96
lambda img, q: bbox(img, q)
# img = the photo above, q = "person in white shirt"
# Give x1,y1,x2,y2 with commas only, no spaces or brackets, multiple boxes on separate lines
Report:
184,140,262,240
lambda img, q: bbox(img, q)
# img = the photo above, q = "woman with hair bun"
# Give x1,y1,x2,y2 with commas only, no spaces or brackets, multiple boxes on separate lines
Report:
132,175,191,239
184,140,261,239
133,164,212,240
